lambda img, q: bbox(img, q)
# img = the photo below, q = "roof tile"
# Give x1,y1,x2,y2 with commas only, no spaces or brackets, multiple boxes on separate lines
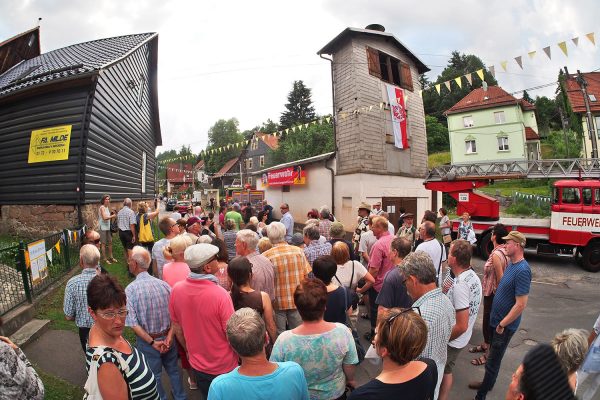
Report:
564,72,600,113
445,86,535,115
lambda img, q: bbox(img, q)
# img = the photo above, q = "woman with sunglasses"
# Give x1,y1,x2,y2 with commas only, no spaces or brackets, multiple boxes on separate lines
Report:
348,308,437,400
85,274,159,399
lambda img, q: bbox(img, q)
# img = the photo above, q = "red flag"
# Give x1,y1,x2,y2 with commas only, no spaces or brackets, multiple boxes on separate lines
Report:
386,84,409,149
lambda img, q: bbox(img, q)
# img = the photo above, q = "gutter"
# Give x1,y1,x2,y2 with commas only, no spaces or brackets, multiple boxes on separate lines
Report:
320,53,337,216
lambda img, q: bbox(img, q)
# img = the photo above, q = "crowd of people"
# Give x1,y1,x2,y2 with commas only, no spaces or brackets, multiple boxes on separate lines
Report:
1,196,599,400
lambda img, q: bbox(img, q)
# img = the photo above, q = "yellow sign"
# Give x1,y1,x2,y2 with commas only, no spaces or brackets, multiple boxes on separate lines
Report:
28,125,72,163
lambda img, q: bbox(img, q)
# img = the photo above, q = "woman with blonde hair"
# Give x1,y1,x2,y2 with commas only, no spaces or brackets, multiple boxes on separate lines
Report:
162,235,192,288
349,308,437,399
257,237,272,253
136,202,160,254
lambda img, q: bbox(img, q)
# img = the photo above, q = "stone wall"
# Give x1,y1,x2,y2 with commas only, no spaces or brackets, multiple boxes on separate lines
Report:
0,199,154,238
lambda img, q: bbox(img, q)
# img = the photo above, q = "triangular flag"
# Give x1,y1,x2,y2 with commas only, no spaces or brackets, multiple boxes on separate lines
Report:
444,81,451,92
418,90,423,98
514,56,523,69
476,69,484,81
489,65,495,77
435,84,441,95
25,250,30,268
368,105,373,111
557,41,568,57
379,102,385,109
500,61,508,71
528,51,536,59
465,73,473,86
46,249,53,264
543,46,551,59
572,37,579,47
454,77,462,88
311,120,317,125
304,123,309,129
586,32,595,45
325,116,331,123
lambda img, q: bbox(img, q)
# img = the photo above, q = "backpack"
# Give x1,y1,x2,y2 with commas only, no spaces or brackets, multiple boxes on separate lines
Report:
84,346,130,399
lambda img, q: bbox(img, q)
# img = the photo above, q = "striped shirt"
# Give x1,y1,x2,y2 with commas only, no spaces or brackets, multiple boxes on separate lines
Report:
263,243,311,310
117,206,137,231
413,288,455,400
303,240,332,266
63,268,97,328
85,342,159,400
125,272,171,335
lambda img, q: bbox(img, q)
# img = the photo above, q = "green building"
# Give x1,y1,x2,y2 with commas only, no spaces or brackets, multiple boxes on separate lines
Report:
445,85,541,165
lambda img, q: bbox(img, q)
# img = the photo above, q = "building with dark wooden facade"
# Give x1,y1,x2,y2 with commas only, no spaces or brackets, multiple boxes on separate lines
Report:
0,30,161,234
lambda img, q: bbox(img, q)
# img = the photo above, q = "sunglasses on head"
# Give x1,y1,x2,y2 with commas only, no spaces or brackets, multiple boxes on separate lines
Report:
385,307,421,332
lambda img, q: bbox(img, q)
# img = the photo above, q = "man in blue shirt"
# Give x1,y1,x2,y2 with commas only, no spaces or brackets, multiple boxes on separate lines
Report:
279,203,294,243
208,308,309,400
471,231,532,400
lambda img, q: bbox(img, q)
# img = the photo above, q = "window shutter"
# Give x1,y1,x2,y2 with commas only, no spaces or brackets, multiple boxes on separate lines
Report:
366,47,381,78
400,62,414,91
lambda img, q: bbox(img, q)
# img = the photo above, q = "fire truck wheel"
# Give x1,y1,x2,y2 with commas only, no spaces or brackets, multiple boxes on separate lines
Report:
582,243,600,273
479,232,493,259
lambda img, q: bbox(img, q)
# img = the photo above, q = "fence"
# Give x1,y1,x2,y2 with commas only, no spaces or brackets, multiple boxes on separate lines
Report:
0,225,84,316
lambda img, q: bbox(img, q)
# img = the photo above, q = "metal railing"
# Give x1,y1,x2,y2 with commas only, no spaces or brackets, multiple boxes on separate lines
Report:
0,226,84,316
425,158,600,182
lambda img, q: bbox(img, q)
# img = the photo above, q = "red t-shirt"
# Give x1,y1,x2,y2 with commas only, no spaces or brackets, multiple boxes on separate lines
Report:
169,278,238,374
162,262,190,288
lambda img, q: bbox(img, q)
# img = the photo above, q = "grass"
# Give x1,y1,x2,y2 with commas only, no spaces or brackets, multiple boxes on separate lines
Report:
38,368,85,400
428,151,451,168
478,179,552,197
541,142,553,159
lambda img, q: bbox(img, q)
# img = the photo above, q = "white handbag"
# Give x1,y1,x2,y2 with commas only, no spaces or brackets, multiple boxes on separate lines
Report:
84,346,130,399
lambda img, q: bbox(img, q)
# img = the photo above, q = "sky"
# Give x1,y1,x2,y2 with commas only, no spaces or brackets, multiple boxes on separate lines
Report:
1,0,598,154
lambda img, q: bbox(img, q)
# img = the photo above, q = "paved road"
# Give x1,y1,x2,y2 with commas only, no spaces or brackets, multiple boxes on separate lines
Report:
24,247,600,399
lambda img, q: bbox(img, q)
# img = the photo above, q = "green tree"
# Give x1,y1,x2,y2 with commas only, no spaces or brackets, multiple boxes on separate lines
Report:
556,69,583,135
545,129,582,159
204,118,244,173
279,80,316,129
423,51,498,119
259,118,279,134
534,96,561,136
425,115,449,153
522,90,534,104
267,121,334,167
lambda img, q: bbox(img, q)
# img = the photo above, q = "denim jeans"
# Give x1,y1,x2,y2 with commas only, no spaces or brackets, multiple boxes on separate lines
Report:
476,327,515,399
274,309,302,336
368,287,380,331
136,336,186,400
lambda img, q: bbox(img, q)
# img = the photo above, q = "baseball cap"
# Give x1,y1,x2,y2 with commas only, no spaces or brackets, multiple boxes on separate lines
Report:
186,216,201,228
184,244,219,268
502,231,526,246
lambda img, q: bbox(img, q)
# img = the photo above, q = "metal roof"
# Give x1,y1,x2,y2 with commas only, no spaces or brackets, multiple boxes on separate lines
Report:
317,27,429,74
250,152,335,175
0,32,156,97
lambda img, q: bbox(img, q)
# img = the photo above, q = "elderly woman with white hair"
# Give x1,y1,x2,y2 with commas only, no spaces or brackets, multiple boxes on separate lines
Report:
551,328,590,392
208,308,309,400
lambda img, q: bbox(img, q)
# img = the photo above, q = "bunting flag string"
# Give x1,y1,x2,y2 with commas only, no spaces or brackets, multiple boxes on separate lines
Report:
514,56,523,69
586,32,595,45
46,249,53,264
54,240,61,254
557,41,568,56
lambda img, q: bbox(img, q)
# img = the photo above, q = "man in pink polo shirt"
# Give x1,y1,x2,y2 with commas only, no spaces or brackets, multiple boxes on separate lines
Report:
364,216,395,341
169,243,238,398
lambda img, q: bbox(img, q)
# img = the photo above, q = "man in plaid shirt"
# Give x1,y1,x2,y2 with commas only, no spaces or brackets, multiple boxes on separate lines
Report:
401,250,455,400
126,246,186,400
117,198,137,259
63,244,100,352
263,222,312,335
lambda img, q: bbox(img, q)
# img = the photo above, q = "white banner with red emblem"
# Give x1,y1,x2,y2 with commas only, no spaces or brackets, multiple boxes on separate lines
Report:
386,84,409,149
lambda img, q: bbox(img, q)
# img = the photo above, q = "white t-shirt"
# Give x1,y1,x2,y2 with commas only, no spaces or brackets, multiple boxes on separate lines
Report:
447,268,482,349
358,230,377,255
170,212,182,221
415,239,447,286
387,222,395,235
335,260,368,290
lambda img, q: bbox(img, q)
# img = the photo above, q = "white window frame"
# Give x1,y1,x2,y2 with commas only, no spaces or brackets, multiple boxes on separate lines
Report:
246,158,253,170
596,116,600,139
259,155,265,167
251,140,259,151
494,111,506,124
246,177,253,185
465,139,477,154
463,116,474,128
498,136,509,151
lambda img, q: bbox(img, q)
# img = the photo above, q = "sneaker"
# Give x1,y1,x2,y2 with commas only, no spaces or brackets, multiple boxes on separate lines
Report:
109,257,118,263
103,259,112,265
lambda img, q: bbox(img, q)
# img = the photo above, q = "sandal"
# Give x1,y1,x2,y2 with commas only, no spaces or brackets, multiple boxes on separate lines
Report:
468,344,488,353
188,377,198,390
109,257,118,263
471,354,487,366
103,259,112,265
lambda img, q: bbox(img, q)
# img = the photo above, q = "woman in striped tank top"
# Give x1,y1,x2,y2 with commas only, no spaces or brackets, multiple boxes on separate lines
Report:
85,274,159,400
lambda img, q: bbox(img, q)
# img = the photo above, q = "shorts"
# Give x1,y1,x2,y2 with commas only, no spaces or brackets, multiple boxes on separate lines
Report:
99,229,112,244
119,230,134,250
444,345,463,374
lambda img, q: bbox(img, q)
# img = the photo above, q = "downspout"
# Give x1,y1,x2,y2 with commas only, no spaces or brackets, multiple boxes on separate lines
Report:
76,74,99,225
320,53,337,215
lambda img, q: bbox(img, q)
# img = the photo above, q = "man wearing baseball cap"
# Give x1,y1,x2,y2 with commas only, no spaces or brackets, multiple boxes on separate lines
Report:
169,244,238,397
471,231,532,399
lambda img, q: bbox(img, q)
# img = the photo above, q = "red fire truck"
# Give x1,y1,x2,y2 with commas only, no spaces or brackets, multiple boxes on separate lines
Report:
425,177,600,272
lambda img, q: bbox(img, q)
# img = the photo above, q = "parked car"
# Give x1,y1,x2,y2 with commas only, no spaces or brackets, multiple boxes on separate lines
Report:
166,198,177,211
177,201,191,212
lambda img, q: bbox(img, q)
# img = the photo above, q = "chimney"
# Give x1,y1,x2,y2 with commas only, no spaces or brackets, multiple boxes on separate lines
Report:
365,24,385,32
